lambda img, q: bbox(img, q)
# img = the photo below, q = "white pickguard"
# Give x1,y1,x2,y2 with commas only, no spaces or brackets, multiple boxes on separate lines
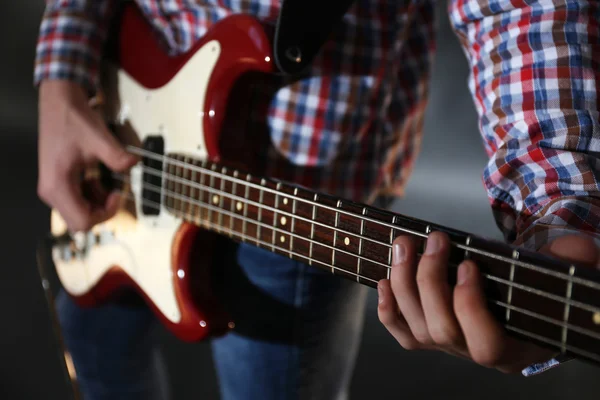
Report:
51,41,222,324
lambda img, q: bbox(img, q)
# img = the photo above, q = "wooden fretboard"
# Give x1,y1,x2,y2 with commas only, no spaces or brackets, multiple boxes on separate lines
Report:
134,149,600,368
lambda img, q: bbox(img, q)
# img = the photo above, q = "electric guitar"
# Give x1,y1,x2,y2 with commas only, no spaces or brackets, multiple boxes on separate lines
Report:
45,3,600,368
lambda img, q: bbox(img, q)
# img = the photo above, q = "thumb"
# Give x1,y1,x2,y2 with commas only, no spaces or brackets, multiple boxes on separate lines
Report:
84,117,139,172
539,234,600,268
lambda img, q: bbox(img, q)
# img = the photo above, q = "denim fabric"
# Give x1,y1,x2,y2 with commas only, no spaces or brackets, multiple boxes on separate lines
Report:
56,240,369,400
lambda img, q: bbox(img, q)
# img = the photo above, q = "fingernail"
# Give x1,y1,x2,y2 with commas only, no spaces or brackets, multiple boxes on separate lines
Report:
424,235,440,255
457,262,470,286
377,283,384,304
392,243,406,265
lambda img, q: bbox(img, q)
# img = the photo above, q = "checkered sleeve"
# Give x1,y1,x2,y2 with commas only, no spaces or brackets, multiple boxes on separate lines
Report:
34,0,117,96
448,0,600,375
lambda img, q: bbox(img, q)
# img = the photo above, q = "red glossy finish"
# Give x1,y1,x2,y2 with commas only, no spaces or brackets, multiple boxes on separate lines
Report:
70,3,274,341
117,4,274,161
72,225,232,341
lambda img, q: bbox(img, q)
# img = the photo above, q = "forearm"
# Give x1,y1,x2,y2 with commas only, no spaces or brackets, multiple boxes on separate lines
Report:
34,0,118,96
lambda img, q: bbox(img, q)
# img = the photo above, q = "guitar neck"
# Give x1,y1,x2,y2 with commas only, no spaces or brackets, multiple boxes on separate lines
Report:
136,149,600,367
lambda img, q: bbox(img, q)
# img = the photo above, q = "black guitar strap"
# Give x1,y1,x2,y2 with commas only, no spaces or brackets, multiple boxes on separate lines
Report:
273,0,356,76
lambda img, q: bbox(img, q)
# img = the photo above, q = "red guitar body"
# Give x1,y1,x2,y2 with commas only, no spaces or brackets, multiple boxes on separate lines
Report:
49,3,276,342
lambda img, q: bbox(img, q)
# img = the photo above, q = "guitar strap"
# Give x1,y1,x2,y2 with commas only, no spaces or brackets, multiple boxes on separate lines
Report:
273,0,357,76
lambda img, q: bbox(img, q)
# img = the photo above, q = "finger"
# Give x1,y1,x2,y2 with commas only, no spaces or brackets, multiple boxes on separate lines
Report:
453,260,514,368
83,116,138,172
390,235,434,346
88,190,122,226
417,231,464,349
540,234,599,267
377,279,422,350
50,164,94,232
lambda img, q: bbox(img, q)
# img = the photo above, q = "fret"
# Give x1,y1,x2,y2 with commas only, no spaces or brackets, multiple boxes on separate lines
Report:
242,174,251,242
562,266,576,353
207,164,216,226
272,183,281,252
506,250,517,322
188,158,198,218
388,215,397,280
257,179,265,248
174,155,184,215
167,158,176,212
181,157,190,216
332,200,342,274
464,236,472,260
193,161,203,225
357,208,366,283
217,167,226,233
198,160,209,226
309,194,317,266
290,188,298,258
229,170,238,236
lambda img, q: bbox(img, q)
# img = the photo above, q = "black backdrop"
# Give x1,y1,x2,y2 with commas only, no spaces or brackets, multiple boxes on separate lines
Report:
1,1,599,399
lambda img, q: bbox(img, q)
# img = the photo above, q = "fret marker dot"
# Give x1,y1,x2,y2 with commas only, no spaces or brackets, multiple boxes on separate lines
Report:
212,195,219,204
283,198,289,205
594,312,600,325
281,216,287,226
236,202,243,211
280,236,286,243
344,237,350,246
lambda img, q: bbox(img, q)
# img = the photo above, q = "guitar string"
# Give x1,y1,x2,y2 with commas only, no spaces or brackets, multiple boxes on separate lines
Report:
92,191,600,354
122,145,600,291
108,174,600,318
136,163,393,248
120,174,390,268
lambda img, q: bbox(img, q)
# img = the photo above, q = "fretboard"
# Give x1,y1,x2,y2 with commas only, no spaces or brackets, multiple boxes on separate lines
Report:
142,151,600,368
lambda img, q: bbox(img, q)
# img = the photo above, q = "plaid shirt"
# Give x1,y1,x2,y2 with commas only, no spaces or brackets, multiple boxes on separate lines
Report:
35,0,600,375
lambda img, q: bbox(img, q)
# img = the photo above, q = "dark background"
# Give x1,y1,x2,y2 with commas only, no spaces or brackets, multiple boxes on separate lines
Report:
1,1,598,399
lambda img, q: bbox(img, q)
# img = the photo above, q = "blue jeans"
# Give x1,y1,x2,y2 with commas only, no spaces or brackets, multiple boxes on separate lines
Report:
56,240,369,400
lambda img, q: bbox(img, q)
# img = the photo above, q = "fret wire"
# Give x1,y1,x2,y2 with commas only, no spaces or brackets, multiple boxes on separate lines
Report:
505,325,600,364
506,250,518,322
189,158,198,218
562,266,575,353
127,158,600,291
273,183,281,252
166,159,174,211
389,215,396,280
120,191,600,352
176,157,184,215
333,201,342,274
310,194,317,266
198,161,207,222
218,167,226,234
257,179,265,247
464,236,471,260
242,174,251,242
207,165,215,226
229,170,237,235
358,208,366,283
290,189,297,259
